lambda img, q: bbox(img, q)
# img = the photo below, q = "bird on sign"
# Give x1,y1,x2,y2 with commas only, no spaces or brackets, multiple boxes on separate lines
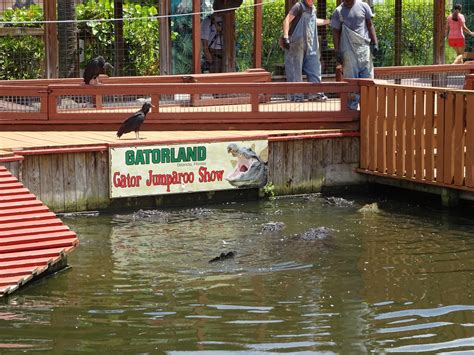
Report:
83,56,113,85
117,102,155,140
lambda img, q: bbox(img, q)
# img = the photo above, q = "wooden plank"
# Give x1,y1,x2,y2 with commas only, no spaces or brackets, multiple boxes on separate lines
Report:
51,154,65,212
74,153,87,211
292,140,305,193
85,153,99,210
405,89,414,179
466,95,474,187
63,153,77,212
96,151,110,207
272,141,285,188
443,93,455,184
0,212,57,225
377,86,387,173
368,86,377,171
302,139,313,184
436,92,445,182
311,139,324,191
386,88,396,175
0,225,69,238
39,155,53,208
453,93,465,186
0,205,49,217
359,85,369,169
425,91,435,181
25,155,41,198
395,88,406,177
283,141,294,194
414,90,425,181
321,138,333,168
332,137,343,165
0,238,77,254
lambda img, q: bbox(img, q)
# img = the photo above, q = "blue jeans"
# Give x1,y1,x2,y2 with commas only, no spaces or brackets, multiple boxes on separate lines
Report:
285,41,322,101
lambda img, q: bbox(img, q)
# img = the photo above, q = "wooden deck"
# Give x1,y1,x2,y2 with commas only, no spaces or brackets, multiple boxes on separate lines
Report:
0,129,334,156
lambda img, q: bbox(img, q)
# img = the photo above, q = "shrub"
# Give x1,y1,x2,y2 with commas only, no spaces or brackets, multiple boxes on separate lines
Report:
0,4,44,79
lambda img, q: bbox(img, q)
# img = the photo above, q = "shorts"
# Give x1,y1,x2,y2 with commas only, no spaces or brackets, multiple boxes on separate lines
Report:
448,38,465,48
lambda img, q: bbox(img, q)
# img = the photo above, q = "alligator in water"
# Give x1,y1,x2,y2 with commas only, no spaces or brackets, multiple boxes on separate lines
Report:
226,143,268,188
209,251,235,263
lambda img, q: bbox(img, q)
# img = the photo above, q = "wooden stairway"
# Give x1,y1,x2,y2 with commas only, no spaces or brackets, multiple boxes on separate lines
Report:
0,165,78,297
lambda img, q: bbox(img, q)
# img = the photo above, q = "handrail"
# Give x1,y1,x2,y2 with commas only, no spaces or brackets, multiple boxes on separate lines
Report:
0,81,360,131
374,62,474,75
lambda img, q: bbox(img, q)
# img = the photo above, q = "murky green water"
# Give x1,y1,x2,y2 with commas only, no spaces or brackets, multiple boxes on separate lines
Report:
1,192,474,353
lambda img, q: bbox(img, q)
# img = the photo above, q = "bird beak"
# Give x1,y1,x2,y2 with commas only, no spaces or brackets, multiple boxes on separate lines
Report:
150,104,156,108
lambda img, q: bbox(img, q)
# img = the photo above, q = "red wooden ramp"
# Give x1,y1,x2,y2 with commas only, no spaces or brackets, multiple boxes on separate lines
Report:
0,165,78,297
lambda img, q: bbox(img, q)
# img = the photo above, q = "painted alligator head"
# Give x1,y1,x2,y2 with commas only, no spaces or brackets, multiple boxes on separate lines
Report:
226,143,268,188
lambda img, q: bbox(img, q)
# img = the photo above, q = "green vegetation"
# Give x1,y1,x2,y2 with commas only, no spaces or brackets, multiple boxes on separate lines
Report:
0,5,44,79
0,0,455,79
76,0,160,76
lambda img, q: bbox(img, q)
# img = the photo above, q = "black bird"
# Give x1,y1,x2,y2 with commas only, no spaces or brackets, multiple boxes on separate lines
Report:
117,102,154,140
83,56,113,85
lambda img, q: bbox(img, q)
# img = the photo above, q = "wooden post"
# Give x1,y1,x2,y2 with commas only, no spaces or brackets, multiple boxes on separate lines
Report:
394,0,401,66
253,0,262,68
114,0,124,76
433,0,446,64
159,0,171,75
192,0,201,74
44,0,58,78
223,10,236,72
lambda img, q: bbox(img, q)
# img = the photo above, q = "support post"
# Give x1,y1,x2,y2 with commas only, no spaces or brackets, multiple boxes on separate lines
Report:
253,0,262,68
394,0,401,66
192,0,201,73
44,0,58,78
159,0,171,75
433,0,446,64
114,0,124,76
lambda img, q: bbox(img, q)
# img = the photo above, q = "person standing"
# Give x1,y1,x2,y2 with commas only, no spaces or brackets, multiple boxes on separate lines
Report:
446,4,474,65
282,0,330,102
201,14,224,73
330,0,378,110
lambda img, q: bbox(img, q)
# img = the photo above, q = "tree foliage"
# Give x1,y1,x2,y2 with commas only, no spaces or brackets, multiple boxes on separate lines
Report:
0,4,44,79
76,0,160,76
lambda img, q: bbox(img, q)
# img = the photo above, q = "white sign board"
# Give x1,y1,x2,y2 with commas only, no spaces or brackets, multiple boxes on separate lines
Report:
109,140,268,198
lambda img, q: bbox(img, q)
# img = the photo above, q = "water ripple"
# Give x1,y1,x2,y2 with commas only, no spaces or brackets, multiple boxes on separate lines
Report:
375,305,474,320
386,336,474,353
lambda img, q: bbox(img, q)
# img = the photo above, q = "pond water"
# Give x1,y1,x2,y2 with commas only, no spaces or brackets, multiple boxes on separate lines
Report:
1,192,474,353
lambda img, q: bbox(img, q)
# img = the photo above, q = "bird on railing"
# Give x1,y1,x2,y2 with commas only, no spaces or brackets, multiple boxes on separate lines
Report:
83,56,114,85
117,102,155,140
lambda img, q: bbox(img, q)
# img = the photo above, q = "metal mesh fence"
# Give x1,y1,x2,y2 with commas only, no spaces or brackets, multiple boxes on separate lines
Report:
0,0,460,80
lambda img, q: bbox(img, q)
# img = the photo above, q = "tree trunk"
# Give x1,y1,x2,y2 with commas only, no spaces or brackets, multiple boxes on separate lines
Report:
58,0,78,78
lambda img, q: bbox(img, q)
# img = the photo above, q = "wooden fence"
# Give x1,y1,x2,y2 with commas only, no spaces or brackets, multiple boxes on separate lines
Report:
0,69,360,131
358,80,474,192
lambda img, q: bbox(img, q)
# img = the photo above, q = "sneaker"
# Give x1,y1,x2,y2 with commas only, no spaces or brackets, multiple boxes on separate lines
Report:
309,93,328,102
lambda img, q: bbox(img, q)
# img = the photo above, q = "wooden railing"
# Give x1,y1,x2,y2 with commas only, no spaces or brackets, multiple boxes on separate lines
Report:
358,80,474,192
374,63,474,89
0,71,360,131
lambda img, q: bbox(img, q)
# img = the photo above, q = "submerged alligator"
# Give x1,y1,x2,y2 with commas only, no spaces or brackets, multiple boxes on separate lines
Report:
226,143,268,188
209,251,235,263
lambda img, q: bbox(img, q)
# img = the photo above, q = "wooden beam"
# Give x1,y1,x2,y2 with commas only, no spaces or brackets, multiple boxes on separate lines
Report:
192,0,201,74
253,0,262,68
159,0,171,75
0,27,43,36
44,0,58,78
433,0,446,64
